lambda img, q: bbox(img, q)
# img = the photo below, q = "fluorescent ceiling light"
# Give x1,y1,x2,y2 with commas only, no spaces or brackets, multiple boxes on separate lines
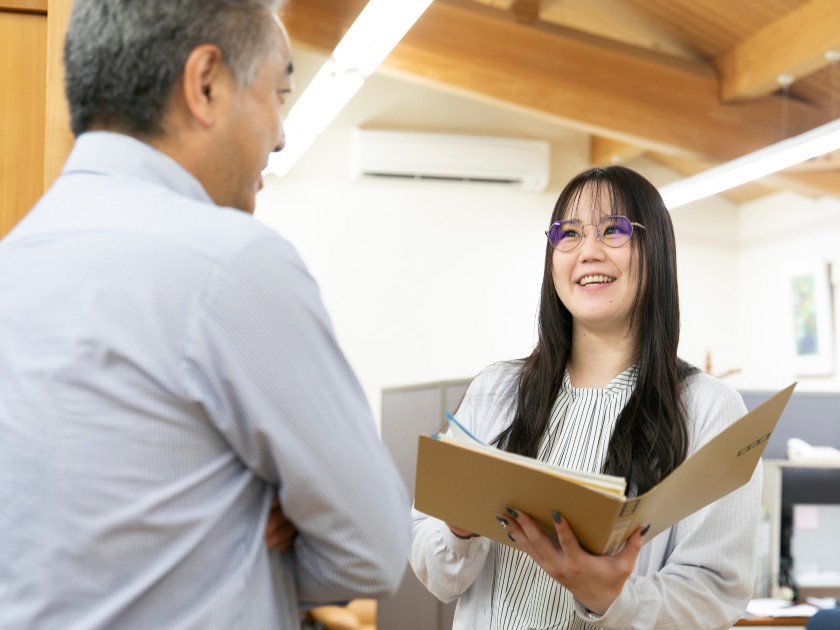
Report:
266,0,434,177
659,117,840,210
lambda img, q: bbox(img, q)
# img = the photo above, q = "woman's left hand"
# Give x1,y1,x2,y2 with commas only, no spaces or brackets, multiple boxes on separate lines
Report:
265,494,298,553
500,507,645,616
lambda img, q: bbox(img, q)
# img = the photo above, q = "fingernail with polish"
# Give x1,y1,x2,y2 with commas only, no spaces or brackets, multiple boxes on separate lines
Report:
507,532,516,543
640,524,651,537
505,507,518,518
496,515,508,528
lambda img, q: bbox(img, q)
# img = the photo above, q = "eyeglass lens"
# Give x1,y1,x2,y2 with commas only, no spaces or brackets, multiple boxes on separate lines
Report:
547,215,634,252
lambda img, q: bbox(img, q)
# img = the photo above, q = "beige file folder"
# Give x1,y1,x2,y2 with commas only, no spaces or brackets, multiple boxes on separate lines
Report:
414,383,796,555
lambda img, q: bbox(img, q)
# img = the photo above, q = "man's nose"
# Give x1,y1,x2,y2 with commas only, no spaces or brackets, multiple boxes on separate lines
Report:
273,123,286,153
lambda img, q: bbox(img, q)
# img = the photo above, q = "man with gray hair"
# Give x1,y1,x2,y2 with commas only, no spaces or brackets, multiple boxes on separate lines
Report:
0,1,410,628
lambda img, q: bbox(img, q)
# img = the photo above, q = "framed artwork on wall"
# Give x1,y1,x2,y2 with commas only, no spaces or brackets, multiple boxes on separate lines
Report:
788,260,834,376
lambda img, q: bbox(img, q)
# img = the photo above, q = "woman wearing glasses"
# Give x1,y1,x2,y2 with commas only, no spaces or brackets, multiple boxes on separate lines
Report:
410,165,759,629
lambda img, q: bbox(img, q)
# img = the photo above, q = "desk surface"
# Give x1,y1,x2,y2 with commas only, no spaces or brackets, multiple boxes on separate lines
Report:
764,458,840,469
735,617,809,626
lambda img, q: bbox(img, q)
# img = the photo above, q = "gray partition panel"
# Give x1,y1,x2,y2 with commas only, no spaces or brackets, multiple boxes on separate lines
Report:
378,379,469,630
740,390,840,459
741,390,840,504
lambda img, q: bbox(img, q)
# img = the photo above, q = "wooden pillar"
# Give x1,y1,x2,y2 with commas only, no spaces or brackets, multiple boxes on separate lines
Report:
44,0,74,190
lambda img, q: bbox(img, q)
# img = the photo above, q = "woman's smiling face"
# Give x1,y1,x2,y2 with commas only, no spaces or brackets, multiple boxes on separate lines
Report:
550,184,641,336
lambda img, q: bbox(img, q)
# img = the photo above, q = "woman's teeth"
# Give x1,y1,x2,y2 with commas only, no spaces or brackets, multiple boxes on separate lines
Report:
578,275,615,286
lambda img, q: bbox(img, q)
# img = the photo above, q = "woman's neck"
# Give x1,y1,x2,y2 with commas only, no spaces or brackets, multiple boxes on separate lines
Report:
568,325,635,388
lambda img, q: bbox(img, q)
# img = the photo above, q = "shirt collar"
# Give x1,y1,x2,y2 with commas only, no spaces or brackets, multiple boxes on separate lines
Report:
562,364,638,397
62,131,214,205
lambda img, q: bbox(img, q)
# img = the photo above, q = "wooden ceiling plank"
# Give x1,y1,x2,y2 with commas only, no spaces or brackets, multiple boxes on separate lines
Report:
539,0,701,61
283,0,829,164
716,0,840,100
394,0,827,160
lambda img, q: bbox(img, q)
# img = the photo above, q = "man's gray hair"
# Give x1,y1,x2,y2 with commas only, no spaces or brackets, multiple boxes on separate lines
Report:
64,0,283,137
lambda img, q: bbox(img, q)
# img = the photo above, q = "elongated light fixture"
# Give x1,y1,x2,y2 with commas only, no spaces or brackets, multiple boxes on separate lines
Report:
265,0,434,176
659,117,840,210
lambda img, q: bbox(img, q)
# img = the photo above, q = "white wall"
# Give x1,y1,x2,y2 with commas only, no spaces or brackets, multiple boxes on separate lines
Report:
255,46,836,426
258,178,550,414
670,193,742,376
729,193,840,393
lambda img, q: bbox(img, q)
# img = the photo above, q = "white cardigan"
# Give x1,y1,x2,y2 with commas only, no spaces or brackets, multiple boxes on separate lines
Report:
410,361,761,629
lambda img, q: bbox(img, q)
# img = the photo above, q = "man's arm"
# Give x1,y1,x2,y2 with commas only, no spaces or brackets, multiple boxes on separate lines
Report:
185,233,410,602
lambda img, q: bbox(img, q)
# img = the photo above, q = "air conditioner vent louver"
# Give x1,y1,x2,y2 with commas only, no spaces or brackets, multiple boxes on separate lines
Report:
351,129,550,191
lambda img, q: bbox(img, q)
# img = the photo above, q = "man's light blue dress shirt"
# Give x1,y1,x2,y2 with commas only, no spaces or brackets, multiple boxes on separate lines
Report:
0,132,410,629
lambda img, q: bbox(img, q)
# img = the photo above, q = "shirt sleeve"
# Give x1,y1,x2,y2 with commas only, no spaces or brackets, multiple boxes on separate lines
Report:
579,374,761,629
182,234,411,603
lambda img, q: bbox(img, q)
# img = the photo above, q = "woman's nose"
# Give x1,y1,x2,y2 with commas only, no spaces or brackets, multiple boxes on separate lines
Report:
577,227,606,259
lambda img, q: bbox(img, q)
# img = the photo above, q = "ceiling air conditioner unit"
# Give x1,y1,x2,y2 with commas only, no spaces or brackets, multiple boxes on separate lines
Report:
351,129,550,192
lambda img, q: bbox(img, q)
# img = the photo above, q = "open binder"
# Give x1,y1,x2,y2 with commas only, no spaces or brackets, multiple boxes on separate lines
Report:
414,383,796,555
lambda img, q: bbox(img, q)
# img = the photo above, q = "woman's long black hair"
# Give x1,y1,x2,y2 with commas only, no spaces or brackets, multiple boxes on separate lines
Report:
492,165,697,495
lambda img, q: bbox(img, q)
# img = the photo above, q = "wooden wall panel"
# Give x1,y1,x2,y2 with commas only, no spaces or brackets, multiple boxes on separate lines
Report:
0,0,72,239
44,0,73,189
0,10,47,237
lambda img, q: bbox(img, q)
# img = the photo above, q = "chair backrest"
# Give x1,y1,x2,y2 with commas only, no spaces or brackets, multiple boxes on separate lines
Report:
806,609,840,630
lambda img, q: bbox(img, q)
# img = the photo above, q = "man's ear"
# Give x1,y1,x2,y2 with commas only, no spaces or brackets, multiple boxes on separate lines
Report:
181,44,228,128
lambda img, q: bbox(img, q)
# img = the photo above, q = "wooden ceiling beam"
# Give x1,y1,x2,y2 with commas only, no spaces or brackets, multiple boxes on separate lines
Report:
590,136,646,166
649,152,840,202
715,0,840,101
539,0,701,62
784,149,840,172
284,0,828,164
280,0,365,52
511,0,540,25
648,153,776,205
764,169,840,199
0,0,47,12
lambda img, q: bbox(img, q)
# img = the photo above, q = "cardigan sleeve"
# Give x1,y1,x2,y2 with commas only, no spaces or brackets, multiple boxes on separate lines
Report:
578,373,760,629
409,361,519,603
410,507,493,602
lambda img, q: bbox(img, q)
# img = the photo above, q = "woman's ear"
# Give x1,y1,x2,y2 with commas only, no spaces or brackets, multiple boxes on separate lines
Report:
181,44,227,128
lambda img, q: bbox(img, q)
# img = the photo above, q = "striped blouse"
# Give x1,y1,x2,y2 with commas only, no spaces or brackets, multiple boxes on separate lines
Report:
490,367,637,630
